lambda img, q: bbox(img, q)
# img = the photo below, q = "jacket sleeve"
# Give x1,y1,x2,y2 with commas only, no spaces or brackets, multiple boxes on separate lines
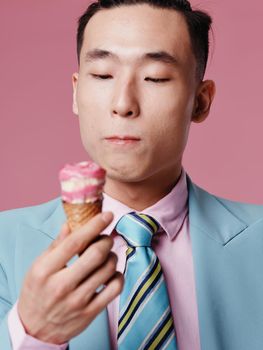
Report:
0,261,13,349
0,208,69,350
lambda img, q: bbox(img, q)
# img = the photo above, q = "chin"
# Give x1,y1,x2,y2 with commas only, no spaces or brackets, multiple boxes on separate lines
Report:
95,153,150,180
104,164,144,183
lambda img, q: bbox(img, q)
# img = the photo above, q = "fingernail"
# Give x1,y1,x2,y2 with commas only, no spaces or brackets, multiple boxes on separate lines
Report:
102,211,113,223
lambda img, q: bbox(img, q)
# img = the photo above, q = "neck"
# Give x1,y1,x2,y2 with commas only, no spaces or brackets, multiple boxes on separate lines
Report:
104,165,182,211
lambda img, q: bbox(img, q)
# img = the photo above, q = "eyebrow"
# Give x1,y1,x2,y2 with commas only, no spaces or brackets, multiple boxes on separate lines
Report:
84,48,180,67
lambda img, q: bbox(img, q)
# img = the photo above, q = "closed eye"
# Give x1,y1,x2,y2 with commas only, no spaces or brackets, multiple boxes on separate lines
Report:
90,74,170,83
91,74,112,80
145,77,170,83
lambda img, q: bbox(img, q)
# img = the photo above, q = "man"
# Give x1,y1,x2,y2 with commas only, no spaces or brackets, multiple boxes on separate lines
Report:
1,0,263,349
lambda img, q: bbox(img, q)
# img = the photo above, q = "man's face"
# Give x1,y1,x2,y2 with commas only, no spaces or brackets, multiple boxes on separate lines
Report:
73,4,199,184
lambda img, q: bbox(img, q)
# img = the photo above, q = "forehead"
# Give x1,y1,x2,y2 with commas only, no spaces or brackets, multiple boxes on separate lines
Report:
81,4,194,68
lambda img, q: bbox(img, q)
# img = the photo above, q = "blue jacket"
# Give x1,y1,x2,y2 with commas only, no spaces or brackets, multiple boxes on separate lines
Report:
1,174,263,350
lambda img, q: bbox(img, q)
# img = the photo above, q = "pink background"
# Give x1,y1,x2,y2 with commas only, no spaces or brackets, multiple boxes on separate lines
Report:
1,0,263,211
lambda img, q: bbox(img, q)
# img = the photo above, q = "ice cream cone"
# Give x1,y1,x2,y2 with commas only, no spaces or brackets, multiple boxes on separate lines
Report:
62,199,102,231
59,161,106,232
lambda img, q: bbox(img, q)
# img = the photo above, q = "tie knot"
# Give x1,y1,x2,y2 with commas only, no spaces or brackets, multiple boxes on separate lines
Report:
115,212,160,247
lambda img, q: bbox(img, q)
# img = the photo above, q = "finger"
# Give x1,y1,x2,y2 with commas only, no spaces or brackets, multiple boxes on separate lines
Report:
45,222,71,254
56,271,124,325
60,252,118,314
82,272,124,319
64,251,118,301
81,251,118,300
39,211,114,275
60,237,114,290
55,222,71,245
60,222,71,240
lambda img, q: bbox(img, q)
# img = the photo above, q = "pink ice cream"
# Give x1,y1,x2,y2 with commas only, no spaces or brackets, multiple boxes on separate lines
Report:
59,161,106,204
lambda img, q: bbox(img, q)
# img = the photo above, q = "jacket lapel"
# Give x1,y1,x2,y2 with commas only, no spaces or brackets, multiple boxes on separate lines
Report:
186,174,253,349
15,199,111,350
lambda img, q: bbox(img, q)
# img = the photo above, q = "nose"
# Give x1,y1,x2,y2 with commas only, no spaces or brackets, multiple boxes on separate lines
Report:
111,79,140,118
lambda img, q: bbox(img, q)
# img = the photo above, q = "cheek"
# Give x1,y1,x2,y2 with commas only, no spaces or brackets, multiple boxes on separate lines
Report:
76,105,98,153
147,90,193,151
165,83,194,112
78,119,94,156
76,83,99,137
76,74,107,109
77,81,93,110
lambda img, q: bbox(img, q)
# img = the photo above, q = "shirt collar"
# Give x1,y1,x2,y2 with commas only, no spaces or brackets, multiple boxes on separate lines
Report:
102,167,188,241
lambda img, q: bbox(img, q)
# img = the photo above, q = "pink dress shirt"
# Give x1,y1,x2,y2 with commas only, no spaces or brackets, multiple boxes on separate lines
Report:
8,168,201,350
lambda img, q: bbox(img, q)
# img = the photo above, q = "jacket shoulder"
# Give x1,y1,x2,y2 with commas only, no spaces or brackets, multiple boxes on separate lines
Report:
0,197,61,239
209,190,263,225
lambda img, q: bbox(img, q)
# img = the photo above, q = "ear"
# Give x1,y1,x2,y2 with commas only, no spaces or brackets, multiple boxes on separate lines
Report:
191,80,216,123
72,72,79,115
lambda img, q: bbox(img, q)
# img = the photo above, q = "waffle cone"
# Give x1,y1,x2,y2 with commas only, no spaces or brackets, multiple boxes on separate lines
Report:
63,200,102,232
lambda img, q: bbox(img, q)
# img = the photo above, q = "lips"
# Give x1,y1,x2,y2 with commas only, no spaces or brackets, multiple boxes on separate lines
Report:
104,135,141,147
105,135,141,141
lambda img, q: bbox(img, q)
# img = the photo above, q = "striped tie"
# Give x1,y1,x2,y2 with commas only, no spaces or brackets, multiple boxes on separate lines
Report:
115,212,178,350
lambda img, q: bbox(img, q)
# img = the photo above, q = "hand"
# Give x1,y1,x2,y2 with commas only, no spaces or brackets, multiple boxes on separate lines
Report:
17,212,124,344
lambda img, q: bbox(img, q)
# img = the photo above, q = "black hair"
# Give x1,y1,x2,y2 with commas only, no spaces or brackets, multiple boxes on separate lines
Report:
77,0,212,81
